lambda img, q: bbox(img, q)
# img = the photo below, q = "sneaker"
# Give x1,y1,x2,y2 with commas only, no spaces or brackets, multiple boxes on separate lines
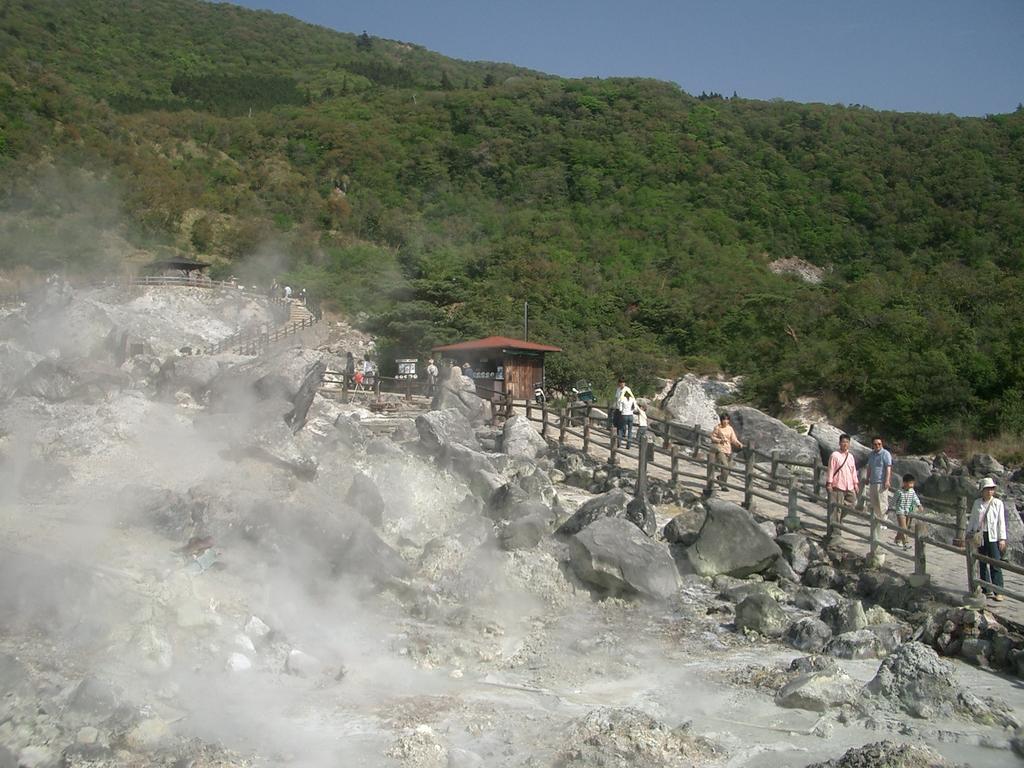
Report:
992,593,1005,602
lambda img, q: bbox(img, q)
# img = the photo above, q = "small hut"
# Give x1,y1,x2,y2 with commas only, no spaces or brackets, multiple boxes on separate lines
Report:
432,336,562,400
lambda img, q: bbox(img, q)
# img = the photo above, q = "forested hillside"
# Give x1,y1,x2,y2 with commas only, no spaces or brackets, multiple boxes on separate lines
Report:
3,0,1024,450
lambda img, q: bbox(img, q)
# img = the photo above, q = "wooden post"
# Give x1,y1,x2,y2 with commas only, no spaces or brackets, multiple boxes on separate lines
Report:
670,445,679,486
868,504,879,559
342,372,349,404
954,496,967,548
559,406,567,445
965,542,977,595
769,450,780,492
609,428,618,466
743,446,755,509
404,378,411,401
785,477,800,531
636,432,649,499
813,464,823,500
691,424,701,458
705,450,715,493
541,402,549,439
911,522,929,586
583,404,592,453
662,420,671,450
374,378,381,402
526,397,532,422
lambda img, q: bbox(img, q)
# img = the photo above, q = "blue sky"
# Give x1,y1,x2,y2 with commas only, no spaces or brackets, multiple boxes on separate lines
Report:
225,0,1024,116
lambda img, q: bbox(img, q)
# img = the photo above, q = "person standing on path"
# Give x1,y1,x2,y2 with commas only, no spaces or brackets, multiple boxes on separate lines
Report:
709,413,743,490
617,391,637,449
425,358,439,397
890,473,923,549
866,436,893,519
635,403,649,447
825,434,859,524
967,477,1008,601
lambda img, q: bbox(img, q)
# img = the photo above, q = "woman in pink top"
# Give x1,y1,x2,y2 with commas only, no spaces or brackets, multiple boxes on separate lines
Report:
825,434,859,523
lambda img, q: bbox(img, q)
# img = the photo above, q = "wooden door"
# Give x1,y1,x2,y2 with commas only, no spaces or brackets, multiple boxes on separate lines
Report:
505,355,543,400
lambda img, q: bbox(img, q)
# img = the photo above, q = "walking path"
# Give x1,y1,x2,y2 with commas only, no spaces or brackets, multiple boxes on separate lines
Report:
508,402,1024,628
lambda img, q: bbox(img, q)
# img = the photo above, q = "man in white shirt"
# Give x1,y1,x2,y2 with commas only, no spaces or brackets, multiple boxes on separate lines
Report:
967,477,1008,601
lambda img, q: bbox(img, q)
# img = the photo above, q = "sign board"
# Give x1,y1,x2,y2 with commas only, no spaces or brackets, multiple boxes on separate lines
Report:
396,358,417,379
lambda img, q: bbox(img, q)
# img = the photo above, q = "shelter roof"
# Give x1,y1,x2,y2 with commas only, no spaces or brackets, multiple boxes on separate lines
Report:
433,336,562,353
144,259,210,271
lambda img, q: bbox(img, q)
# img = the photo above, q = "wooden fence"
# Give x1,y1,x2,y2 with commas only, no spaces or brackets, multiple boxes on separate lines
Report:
501,396,1023,607
320,371,428,404
206,316,316,355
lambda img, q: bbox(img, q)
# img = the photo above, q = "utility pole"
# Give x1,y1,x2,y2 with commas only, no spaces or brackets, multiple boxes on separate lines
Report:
523,301,529,341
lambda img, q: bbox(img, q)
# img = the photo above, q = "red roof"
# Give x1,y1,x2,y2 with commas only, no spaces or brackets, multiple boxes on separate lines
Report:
433,336,562,353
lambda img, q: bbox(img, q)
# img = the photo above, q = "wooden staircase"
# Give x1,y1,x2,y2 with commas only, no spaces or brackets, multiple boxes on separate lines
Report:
287,299,315,324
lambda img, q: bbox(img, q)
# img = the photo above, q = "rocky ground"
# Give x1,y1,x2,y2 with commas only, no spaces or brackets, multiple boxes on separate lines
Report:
1,286,1022,768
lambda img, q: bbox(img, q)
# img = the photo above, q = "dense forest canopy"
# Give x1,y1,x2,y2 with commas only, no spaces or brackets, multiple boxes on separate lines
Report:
2,0,1024,452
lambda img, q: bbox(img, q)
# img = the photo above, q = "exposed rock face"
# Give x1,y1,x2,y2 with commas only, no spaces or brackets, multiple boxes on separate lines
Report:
775,669,859,712
553,707,714,768
502,414,548,459
730,406,820,465
624,494,657,537
862,641,1012,724
347,471,385,526
555,489,628,537
805,742,954,768
786,617,833,653
686,499,782,578
19,358,129,402
658,374,736,432
431,367,487,426
822,600,868,634
662,505,706,545
892,456,933,486
568,517,680,600
826,629,885,660
158,354,222,399
776,533,812,574
734,594,788,637
807,423,870,466
416,409,482,455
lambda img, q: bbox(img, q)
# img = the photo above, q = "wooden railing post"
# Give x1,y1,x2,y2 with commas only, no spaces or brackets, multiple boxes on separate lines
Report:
813,464,823,500
769,450,780,492
705,450,715,492
670,445,679,486
868,504,880,562
954,495,967,548
785,477,800,531
662,420,671,450
559,407,567,445
526,397,532,422
691,424,701,458
541,402,549,439
374,378,381,401
743,445,755,509
636,432,649,499
826,492,837,541
911,522,930,586
583,404,592,453
609,426,618,466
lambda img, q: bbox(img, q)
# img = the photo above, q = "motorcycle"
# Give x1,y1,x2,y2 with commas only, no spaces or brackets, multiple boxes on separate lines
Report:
533,381,546,405
571,380,595,403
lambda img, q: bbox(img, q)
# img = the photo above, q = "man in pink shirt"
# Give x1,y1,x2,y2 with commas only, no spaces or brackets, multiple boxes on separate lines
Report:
825,433,859,525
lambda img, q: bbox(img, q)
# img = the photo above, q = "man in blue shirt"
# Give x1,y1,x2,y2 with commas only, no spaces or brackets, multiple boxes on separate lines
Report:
866,436,893,519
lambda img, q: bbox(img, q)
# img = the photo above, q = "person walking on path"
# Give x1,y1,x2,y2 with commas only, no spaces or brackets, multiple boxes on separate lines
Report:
890,473,923,549
611,378,633,434
825,434,859,524
967,477,1008,601
635,403,649,447
425,358,439,397
617,391,637,449
709,413,743,491
866,436,893,519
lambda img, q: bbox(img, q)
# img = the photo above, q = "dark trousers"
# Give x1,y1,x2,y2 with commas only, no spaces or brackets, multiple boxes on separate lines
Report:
978,533,1004,591
617,415,634,448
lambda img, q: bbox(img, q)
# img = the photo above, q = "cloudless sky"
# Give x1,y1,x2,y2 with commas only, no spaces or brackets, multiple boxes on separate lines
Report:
225,0,1024,116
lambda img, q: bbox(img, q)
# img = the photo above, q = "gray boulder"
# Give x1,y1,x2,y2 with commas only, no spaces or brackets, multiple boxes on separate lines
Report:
735,593,788,637
661,505,706,545
431,367,488,425
624,494,657,537
502,414,547,459
775,533,812,574
497,514,552,550
659,374,736,432
556,489,628,536
808,423,869,466
822,600,868,634
416,408,482,455
862,642,960,719
686,498,782,578
731,406,820,465
804,743,953,768
568,517,680,600
785,617,833,653
892,456,933,487
210,347,326,429
793,586,843,613
826,629,885,660
775,669,859,712
970,453,1005,477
